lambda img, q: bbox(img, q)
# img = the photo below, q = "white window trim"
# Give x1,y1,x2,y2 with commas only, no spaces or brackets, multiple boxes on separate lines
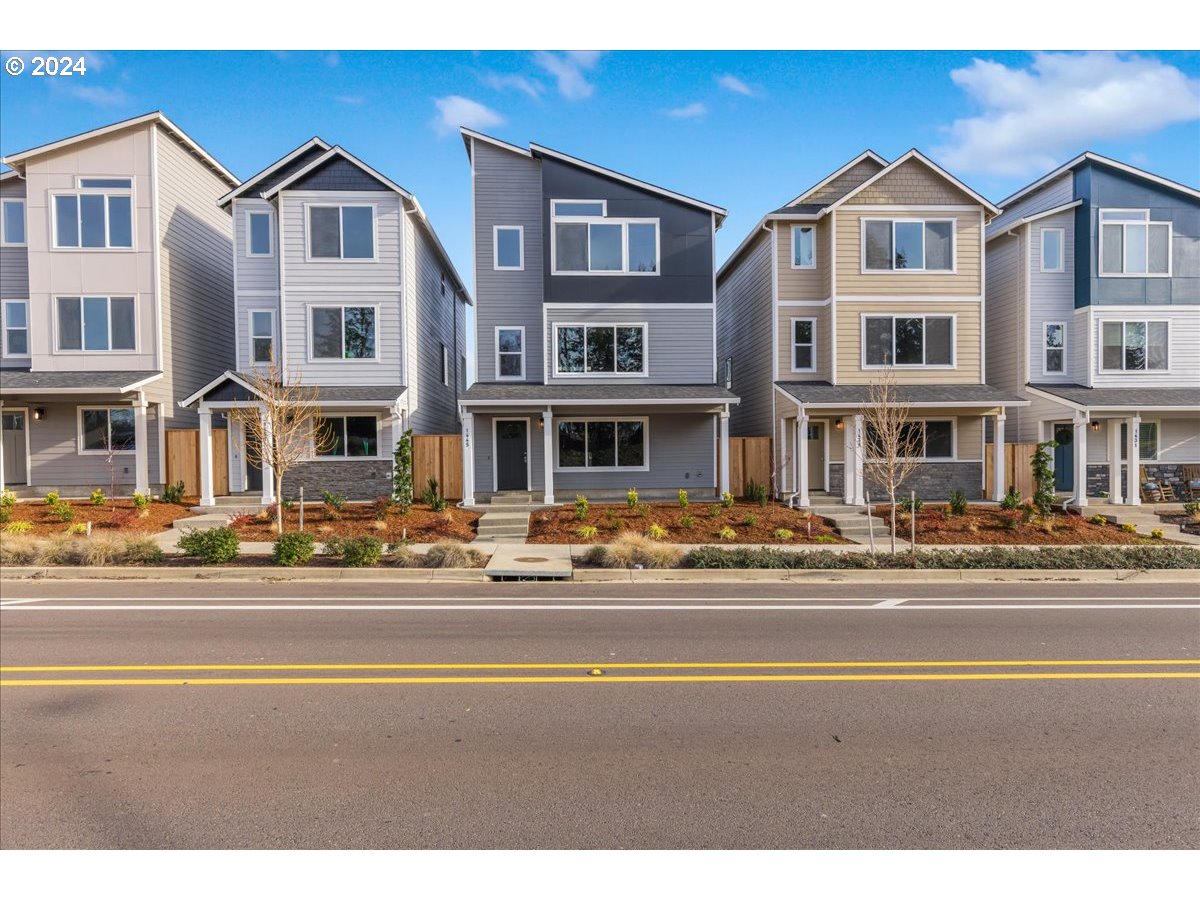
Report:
1040,227,1065,273
549,203,661,276
53,295,138,354
312,412,383,460
865,417,958,462
553,415,651,473
552,199,608,218
552,322,649,378
245,209,275,258
1119,418,1162,462
247,308,276,367
860,217,957,274
860,313,958,369
1098,319,1170,374
492,225,525,271
494,326,525,381
1098,209,1172,278
790,225,816,270
49,178,136,252
2,299,30,358
441,344,449,386
790,316,817,373
1,199,26,247
1042,321,1066,376
306,303,381,363
303,202,379,263
77,405,137,456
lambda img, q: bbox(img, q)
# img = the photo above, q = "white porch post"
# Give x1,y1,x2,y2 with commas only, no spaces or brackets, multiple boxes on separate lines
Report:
718,408,731,497
259,406,276,505
776,417,787,497
198,407,214,507
1106,418,1122,503
992,412,1006,502
0,408,6,493
133,398,149,495
542,409,555,505
796,414,810,508
842,418,854,504
851,413,865,505
1125,415,1141,506
460,411,475,507
1072,415,1089,509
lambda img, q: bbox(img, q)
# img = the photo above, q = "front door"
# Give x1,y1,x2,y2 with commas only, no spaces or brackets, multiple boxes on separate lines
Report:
244,428,262,492
495,420,528,491
1053,422,1073,492
2,412,28,485
806,422,825,490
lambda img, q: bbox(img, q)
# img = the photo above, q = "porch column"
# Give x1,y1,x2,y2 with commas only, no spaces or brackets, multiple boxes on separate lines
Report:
992,412,1006,501
851,414,865,505
259,406,276,506
542,409,555,505
796,414,810,508
1107,418,1122,503
198,407,215,508
776,417,788,497
842,417,854,504
133,398,149,496
460,411,475,507
1072,415,1088,509
718,408,730,497
1125,415,1141,506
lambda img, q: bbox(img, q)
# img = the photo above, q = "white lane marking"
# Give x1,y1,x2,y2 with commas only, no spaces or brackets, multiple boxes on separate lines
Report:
0,598,56,606
873,598,908,608
1,603,1197,612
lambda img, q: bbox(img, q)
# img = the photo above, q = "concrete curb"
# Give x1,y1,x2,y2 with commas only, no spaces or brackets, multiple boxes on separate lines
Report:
571,567,1200,584
0,566,488,582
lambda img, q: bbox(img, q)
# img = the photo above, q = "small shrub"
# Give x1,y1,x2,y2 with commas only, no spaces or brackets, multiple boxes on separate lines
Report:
1020,504,1037,525
574,494,589,522
273,531,315,567
35,536,80,566
680,514,695,530
4,521,33,535
815,534,839,544
162,481,186,504
388,543,420,567
1038,519,1056,534
999,488,1022,511
229,514,258,528
132,492,151,514
677,488,689,509
1090,514,1109,526
1121,523,1137,534
66,523,89,535
966,522,980,534
647,523,669,540
372,496,394,521
178,526,240,564
773,528,794,541
51,501,75,523
0,488,16,511
718,526,737,541
947,490,967,517
626,487,639,508
424,541,483,569
637,505,648,518
0,508,9,525
44,491,59,506
707,503,722,518
109,508,138,529
588,532,681,570
1150,528,1165,540
721,491,735,508
120,537,164,565
325,535,383,568
422,478,447,512
321,490,347,518
90,488,106,506
1003,517,1020,531
899,496,924,514
0,537,39,566
1182,500,1199,519
742,514,758,527
746,479,768,507
576,524,599,541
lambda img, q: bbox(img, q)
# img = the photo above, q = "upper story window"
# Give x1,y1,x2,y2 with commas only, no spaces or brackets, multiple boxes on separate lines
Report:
863,315,954,368
53,178,133,249
247,211,273,257
3,300,29,357
496,327,525,380
1101,320,1168,372
494,225,524,270
1100,210,1170,277
555,324,646,376
863,218,954,272
249,310,275,364
310,305,376,360
1043,322,1065,374
551,199,659,275
56,296,135,352
791,225,815,269
1040,227,1064,273
1,199,26,246
308,205,374,260
791,318,816,372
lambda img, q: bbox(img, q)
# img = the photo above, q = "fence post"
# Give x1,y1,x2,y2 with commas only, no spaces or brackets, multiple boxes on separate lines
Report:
865,490,875,554
298,486,304,532
910,489,916,549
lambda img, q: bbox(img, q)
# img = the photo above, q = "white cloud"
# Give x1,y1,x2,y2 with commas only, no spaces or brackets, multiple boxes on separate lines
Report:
665,101,707,120
716,74,754,96
937,52,1200,177
533,50,602,101
335,94,365,106
58,83,131,107
483,72,545,101
432,95,505,137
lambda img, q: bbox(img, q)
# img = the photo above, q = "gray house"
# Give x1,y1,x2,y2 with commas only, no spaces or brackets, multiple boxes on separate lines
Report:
458,129,737,506
181,140,470,505
985,152,1200,508
1,111,237,496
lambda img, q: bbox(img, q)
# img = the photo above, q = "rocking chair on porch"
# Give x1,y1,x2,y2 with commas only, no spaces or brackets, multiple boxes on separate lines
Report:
1182,465,1200,502
1139,466,1177,503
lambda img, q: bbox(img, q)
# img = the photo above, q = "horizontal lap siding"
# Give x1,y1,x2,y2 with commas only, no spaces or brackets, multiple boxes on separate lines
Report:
777,305,831,382
835,300,982,383
233,198,279,294
284,291,402,387
408,224,461,434
24,400,160,489
1090,307,1200,388
1028,210,1076,383
1,180,29,330
836,208,983,296
280,191,402,287
776,219,830,300
716,230,771,436
988,174,1074,235
984,231,1022,390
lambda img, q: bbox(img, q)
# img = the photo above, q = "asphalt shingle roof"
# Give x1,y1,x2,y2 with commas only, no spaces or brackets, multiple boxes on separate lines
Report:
1027,383,1200,409
0,370,161,394
461,383,738,404
774,381,1027,406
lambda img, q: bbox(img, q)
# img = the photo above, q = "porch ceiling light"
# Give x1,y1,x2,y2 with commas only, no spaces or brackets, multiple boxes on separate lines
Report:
33,407,46,421
1090,421,1101,432
834,418,844,431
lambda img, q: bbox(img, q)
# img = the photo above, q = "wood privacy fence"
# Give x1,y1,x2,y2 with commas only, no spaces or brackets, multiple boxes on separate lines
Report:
985,442,1036,501
165,428,228,498
413,434,463,501
722,436,773,498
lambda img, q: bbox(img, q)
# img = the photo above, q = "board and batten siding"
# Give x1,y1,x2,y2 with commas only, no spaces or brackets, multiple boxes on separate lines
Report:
983,230,1023,392
775,219,831,300
835,299,982,384
1028,210,1076,383
406,222,463,434
716,229,772,436
835,208,983,296
232,197,280,294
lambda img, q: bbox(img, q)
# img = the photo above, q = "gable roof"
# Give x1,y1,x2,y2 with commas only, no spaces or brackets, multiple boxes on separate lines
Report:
218,137,330,207
997,151,1200,209
261,144,413,200
827,148,1001,215
1,110,237,187
783,150,889,208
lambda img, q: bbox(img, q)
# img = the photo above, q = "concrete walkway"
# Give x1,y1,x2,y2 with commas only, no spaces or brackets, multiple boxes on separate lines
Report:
1085,501,1200,546
483,543,572,579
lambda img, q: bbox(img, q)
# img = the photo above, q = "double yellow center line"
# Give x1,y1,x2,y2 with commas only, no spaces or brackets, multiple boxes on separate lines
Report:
2,659,1198,687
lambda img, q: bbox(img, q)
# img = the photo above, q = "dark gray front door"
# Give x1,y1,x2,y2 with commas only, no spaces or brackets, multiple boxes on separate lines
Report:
1053,423,1073,492
245,430,262,492
2,412,27,485
495,420,528,491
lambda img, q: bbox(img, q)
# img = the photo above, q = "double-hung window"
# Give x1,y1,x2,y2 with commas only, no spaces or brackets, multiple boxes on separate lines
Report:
791,318,816,372
308,205,375,260
1101,320,1168,372
863,315,953,367
551,200,659,274
1043,322,1065,374
863,219,954,271
310,306,376,360
1120,421,1159,461
556,418,647,471
315,415,379,458
791,225,815,269
1100,210,1170,276
1041,227,1064,273
1,199,25,246
866,420,954,460
3,300,29,357
79,407,136,454
57,296,135,351
555,324,645,375
247,211,273,257
496,327,524,379
53,178,133,249
249,310,275,364
493,226,524,270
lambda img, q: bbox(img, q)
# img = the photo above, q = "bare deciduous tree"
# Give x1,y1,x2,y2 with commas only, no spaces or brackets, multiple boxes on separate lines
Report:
861,366,924,553
234,361,333,534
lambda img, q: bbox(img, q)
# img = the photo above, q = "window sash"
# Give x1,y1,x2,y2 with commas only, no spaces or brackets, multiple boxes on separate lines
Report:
791,318,815,371
248,212,273,256
79,407,136,453
863,219,954,272
550,207,659,275
496,327,524,379
1041,228,1064,272
56,296,135,352
865,420,953,460
1100,212,1171,275
863,315,954,367
315,415,379,458
308,205,374,260
1120,422,1159,461
556,419,647,470
1043,322,1065,373
4,300,29,356
555,325,646,375
1100,320,1168,371
52,189,133,249
494,226,523,270
1,200,25,245
250,310,274,364
310,306,376,360
791,225,815,268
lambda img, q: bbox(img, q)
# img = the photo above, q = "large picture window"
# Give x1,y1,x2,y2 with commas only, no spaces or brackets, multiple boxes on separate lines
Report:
79,407,136,454
863,315,953,367
863,219,954,271
551,200,658,275
496,327,524,379
555,324,645,375
1101,320,1168,372
310,306,376,360
866,419,954,460
315,415,379,458
57,296,135,352
53,179,133,249
791,318,816,372
1099,210,1170,276
308,205,375,260
556,418,647,471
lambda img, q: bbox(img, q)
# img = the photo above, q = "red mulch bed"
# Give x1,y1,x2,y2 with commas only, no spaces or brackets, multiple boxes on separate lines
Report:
875,503,1165,545
229,502,479,543
4,498,197,536
527,501,847,545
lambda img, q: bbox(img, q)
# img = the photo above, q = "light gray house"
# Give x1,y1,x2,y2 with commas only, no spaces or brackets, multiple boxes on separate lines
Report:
0,111,238,496
181,140,471,505
458,129,737,506
984,152,1200,507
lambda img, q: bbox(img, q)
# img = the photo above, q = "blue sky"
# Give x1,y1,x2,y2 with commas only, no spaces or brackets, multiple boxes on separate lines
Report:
3,50,1198,280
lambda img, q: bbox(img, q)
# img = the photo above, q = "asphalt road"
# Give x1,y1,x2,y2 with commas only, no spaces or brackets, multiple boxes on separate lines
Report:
2,580,1198,849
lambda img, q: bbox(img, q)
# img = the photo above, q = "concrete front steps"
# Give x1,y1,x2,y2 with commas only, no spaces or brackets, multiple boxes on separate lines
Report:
188,494,268,516
805,492,910,549
1083,501,1200,545
472,492,541,544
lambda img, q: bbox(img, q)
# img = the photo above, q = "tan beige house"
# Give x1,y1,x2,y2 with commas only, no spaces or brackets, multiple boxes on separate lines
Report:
717,149,1027,505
